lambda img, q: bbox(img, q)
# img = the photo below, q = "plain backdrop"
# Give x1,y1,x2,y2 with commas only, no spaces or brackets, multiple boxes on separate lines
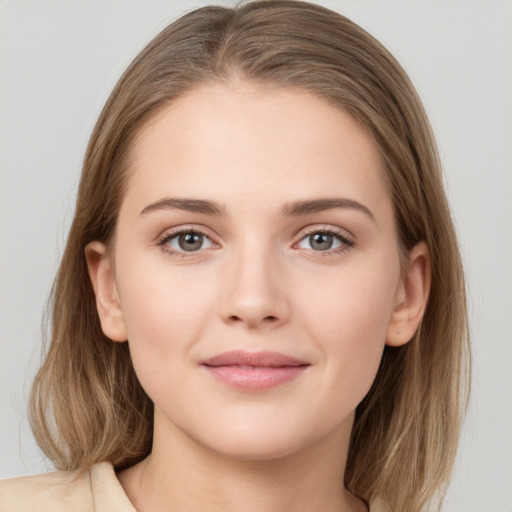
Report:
1,0,511,510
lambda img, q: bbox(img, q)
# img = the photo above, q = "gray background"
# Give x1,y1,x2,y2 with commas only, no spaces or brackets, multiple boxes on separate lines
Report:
1,1,511,510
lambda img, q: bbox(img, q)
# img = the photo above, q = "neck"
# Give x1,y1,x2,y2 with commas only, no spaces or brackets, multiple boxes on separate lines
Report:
118,412,366,512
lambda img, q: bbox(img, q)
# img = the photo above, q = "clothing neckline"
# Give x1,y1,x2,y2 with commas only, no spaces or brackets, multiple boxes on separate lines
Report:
89,462,137,512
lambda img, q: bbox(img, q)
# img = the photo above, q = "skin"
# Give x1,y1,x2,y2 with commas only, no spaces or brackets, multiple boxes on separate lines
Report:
86,82,430,512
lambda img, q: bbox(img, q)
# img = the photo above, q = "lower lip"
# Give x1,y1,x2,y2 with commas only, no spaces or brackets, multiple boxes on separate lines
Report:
202,365,308,391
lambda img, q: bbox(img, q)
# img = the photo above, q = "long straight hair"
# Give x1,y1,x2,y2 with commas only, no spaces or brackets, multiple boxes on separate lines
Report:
29,2,470,510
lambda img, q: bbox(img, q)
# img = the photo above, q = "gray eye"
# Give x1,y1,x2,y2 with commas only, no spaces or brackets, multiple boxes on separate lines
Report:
167,231,214,252
297,231,344,251
178,233,204,251
309,233,333,251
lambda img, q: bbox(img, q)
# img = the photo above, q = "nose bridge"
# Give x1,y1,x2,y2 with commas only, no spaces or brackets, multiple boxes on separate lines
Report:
220,234,289,329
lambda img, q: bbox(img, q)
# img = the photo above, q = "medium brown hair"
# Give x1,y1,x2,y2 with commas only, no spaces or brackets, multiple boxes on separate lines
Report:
30,1,470,510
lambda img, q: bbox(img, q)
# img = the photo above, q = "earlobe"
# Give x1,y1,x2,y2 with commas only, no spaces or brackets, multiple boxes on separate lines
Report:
85,241,128,342
386,241,431,347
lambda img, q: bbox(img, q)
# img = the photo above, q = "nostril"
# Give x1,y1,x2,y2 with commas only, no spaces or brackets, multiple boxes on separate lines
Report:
227,314,278,324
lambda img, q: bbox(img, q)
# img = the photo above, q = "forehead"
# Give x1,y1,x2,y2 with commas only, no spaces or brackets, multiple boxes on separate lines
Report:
122,82,391,218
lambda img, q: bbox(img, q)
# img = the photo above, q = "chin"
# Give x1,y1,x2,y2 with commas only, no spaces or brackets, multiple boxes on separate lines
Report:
188,411,344,464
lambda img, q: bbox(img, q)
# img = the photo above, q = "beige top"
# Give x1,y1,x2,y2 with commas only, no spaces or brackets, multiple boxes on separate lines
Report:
0,462,136,512
0,463,375,512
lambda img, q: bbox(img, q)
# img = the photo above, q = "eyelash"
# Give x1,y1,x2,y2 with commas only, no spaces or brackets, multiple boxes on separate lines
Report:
297,226,355,257
157,225,355,259
157,226,215,259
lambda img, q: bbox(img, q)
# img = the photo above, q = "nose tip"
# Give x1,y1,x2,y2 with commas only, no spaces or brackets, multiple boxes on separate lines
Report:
226,312,281,329
222,291,288,330
219,252,289,330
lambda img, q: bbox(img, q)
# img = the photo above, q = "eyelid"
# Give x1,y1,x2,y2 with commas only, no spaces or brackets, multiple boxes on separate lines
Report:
295,224,355,242
292,224,356,255
155,223,355,259
157,224,220,257
157,224,217,242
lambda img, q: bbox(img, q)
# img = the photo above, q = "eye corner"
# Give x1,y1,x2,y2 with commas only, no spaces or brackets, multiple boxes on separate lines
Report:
293,226,356,257
157,226,220,259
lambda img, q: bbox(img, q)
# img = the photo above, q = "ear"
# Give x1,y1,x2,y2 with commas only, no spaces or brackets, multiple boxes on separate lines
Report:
386,241,431,347
85,241,128,342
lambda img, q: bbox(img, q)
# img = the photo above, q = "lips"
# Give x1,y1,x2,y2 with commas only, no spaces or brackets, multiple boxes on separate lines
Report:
200,350,310,392
202,350,307,368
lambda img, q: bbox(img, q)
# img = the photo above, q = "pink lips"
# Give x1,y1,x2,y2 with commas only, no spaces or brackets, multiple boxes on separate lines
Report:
201,350,310,392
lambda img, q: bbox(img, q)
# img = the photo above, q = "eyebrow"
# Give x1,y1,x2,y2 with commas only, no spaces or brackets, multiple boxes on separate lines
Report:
140,198,226,216
140,196,375,222
281,198,375,222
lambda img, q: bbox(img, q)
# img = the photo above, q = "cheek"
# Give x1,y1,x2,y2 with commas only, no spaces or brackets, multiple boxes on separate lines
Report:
114,256,218,381
302,260,397,337
297,257,399,398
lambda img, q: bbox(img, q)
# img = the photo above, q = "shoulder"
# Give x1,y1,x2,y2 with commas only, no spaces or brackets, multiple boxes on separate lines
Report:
0,465,93,512
0,462,134,512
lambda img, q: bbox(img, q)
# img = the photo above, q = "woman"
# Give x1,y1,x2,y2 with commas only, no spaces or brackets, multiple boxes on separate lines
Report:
0,1,470,511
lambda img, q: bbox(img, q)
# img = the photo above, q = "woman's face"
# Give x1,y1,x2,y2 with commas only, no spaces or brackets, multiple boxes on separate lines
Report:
95,82,409,460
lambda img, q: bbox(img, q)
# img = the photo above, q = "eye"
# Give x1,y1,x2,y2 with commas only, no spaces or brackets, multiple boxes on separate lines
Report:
160,230,214,254
296,228,354,253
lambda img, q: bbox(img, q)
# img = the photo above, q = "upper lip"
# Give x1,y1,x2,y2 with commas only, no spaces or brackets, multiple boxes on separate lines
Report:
201,350,309,368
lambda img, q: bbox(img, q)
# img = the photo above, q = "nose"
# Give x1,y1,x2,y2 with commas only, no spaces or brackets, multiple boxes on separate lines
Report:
219,242,290,330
